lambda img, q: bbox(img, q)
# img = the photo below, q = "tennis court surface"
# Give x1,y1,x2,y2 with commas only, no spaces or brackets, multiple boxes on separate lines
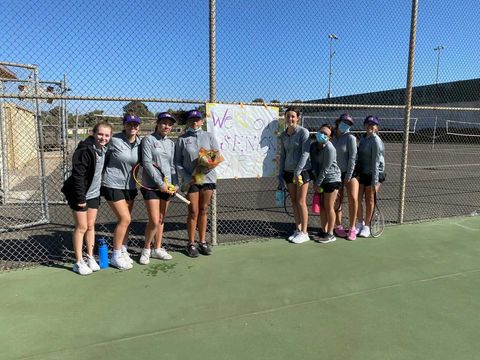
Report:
2,216,480,360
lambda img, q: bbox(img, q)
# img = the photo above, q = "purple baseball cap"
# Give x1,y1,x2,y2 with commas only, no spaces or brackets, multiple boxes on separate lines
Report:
123,114,141,124
186,110,203,120
338,113,354,125
364,115,379,126
157,112,177,123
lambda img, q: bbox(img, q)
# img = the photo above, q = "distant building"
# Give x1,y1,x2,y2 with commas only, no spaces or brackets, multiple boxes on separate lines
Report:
0,65,17,80
303,79,480,132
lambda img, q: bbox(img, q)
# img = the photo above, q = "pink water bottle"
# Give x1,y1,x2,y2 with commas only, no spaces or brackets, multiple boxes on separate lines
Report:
311,193,321,214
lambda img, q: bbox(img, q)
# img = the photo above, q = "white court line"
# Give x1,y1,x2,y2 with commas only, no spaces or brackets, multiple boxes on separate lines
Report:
454,222,479,232
452,217,480,232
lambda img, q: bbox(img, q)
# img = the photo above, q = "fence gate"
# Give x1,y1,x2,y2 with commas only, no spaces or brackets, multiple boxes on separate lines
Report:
0,93,52,269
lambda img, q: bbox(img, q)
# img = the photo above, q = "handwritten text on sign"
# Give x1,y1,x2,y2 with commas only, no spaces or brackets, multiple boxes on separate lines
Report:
206,103,280,179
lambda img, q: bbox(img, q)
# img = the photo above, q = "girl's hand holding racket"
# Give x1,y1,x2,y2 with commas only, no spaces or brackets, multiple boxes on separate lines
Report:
293,175,304,186
159,183,174,195
132,163,190,205
163,177,191,204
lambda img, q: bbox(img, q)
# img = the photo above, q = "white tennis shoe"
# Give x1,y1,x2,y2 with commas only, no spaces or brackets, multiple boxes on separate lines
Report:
356,222,365,235
139,248,151,265
291,232,310,244
358,226,371,238
288,230,300,241
122,250,134,265
86,255,100,272
73,260,93,276
110,255,133,270
151,247,173,260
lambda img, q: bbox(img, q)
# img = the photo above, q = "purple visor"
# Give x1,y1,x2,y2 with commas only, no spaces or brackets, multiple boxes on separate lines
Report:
364,116,379,126
338,113,354,125
186,110,203,119
157,112,177,123
123,114,141,124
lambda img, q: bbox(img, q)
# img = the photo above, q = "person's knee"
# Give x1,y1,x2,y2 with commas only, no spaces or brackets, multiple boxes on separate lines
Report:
118,214,131,228
188,209,199,219
157,214,166,225
366,193,375,204
348,194,358,205
199,206,209,216
296,196,307,207
75,223,88,233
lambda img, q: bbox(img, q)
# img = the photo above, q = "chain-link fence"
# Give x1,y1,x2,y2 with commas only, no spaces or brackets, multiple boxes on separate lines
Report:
1,0,479,270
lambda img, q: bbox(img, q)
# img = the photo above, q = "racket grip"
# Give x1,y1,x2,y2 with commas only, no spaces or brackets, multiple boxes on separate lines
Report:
175,192,191,205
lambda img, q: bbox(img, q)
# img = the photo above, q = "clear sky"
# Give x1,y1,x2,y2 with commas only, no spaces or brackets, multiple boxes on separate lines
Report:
1,0,479,113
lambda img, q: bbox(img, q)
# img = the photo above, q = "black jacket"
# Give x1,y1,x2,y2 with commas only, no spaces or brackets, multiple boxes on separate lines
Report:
61,136,98,205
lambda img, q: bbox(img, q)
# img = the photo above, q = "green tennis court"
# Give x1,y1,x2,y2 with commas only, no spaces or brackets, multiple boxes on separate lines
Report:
2,216,480,360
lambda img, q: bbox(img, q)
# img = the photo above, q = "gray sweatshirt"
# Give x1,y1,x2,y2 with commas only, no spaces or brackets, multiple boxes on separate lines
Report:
85,145,106,200
102,133,141,190
174,129,219,186
278,125,311,179
332,132,357,180
309,141,341,186
357,133,385,186
141,133,177,188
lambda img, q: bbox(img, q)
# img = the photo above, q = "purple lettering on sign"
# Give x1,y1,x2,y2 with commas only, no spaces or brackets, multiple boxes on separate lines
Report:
211,109,232,129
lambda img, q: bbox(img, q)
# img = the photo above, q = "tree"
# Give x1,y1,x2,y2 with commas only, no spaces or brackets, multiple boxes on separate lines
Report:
197,104,206,114
122,101,153,117
83,110,105,126
48,106,62,118
252,98,265,104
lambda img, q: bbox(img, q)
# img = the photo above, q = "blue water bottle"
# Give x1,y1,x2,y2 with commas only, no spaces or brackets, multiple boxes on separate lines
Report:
98,238,109,269
275,187,285,207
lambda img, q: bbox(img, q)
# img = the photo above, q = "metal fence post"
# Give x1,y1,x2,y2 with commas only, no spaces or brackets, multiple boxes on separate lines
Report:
33,66,50,223
60,74,69,181
398,0,419,224
209,0,218,246
0,86,6,205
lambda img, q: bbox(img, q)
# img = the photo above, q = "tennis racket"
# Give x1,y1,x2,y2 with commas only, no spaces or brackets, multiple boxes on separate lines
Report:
283,188,294,217
132,163,190,205
334,189,343,212
370,190,385,238
315,188,342,213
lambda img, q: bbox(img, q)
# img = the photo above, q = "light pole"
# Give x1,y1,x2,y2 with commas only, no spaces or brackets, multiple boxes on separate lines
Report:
327,33,338,99
434,45,445,84
432,45,444,150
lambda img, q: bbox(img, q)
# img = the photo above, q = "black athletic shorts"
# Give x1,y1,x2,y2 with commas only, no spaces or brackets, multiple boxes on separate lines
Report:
341,171,358,182
358,172,386,187
69,196,100,212
320,181,342,193
141,188,174,201
187,183,216,194
101,186,138,202
282,170,313,185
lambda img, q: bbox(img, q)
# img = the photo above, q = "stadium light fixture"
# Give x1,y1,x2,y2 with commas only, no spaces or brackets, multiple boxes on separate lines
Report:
434,45,445,84
327,33,339,99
